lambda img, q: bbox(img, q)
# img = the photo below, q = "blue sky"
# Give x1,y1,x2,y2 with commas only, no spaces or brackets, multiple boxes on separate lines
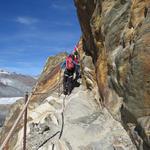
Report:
0,0,81,76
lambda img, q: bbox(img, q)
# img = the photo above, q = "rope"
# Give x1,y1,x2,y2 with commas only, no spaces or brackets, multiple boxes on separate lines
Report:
0,94,32,150
59,112,64,139
59,95,66,139
38,131,60,149
51,95,66,150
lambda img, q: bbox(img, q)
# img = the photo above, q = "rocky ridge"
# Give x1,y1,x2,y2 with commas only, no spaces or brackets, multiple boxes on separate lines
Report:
74,0,150,149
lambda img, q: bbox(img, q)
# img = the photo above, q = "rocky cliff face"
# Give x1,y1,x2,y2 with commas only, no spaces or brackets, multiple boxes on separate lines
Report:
75,0,150,149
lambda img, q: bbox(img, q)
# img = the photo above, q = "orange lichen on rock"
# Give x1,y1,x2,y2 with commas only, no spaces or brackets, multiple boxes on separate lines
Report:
29,53,66,104
96,48,108,101
131,0,147,27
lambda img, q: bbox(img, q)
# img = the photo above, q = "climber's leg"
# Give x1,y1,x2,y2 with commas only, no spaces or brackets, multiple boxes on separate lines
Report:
75,65,80,81
67,75,73,95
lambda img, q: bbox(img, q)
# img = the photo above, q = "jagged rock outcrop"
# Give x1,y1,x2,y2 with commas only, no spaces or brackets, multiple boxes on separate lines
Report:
0,105,11,127
74,0,150,149
29,52,67,106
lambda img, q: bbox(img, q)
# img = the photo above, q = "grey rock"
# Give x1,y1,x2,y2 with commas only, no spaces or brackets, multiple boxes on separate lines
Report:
137,116,150,147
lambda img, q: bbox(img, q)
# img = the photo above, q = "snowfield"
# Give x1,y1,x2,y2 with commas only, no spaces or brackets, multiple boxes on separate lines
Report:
0,69,36,97
0,70,11,75
0,78,13,86
0,97,23,104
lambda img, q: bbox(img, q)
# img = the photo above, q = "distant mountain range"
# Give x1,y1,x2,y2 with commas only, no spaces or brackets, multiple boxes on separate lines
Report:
0,70,36,97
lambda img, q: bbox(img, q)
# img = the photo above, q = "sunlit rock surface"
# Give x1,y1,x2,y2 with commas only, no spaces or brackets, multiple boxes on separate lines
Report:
75,0,150,149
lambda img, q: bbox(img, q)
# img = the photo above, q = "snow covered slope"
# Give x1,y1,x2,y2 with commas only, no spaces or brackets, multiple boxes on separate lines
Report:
0,97,23,104
0,70,36,97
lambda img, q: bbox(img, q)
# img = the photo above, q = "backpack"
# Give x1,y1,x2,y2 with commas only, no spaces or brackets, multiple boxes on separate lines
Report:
66,55,74,70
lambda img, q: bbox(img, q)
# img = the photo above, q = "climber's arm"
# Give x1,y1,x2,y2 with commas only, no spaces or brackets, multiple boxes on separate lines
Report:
60,61,66,69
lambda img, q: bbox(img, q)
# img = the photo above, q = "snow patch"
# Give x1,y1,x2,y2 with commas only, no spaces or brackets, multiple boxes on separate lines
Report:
0,70,11,75
0,97,23,104
0,78,13,86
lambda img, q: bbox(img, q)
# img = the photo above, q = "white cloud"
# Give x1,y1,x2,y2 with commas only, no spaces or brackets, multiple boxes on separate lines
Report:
16,17,39,25
51,3,73,10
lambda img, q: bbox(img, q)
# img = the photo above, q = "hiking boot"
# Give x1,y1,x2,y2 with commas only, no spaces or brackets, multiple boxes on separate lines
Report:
63,89,67,95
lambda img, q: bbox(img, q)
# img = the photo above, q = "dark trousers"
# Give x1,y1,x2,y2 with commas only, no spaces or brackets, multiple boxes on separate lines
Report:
75,64,80,80
63,69,74,95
